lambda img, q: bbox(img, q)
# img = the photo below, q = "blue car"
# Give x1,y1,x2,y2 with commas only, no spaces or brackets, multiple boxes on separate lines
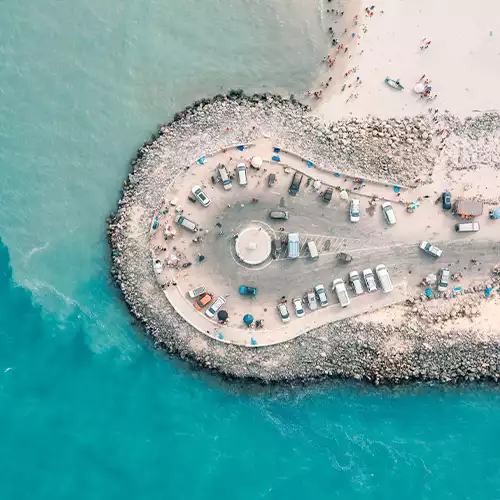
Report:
442,191,452,210
239,286,258,296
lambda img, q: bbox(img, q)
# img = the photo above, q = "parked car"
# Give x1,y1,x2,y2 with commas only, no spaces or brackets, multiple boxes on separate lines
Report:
442,191,452,210
194,293,213,310
362,268,377,292
206,296,226,318
315,284,329,307
175,214,198,232
218,165,232,190
236,163,248,186
333,278,351,308
322,187,333,203
191,185,211,207
269,210,289,220
306,291,318,311
292,297,305,318
272,238,284,259
349,199,361,222
437,268,450,292
277,302,290,323
288,172,303,196
188,285,207,299
239,285,258,296
381,202,397,225
349,271,364,295
375,264,393,293
268,173,276,187
419,241,443,258
337,252,353,263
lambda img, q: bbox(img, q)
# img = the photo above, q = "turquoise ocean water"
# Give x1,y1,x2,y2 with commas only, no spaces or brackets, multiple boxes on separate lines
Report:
1,0,500,498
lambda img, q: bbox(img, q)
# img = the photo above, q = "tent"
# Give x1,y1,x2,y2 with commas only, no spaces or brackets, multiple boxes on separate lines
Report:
489,208,500,219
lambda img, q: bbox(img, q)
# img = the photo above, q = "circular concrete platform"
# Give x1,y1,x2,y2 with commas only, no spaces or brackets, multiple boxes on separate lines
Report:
235,226,272,265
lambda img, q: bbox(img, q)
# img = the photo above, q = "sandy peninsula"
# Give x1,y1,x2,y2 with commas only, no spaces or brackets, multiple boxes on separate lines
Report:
107,1,500,384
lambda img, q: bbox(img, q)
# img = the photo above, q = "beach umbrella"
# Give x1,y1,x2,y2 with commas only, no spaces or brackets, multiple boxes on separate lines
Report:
251,156,263,168
217,310,228,321
491,208,500,219
243,314,254,325
313,180,321,190
340,189,349,200
413,83,425,94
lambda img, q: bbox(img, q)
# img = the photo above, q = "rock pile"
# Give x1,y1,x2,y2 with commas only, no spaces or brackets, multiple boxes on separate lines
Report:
107,91,500,384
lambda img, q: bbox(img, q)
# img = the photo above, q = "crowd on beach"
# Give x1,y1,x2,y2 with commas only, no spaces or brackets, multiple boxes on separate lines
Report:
305,4,439,104
305,5,378,101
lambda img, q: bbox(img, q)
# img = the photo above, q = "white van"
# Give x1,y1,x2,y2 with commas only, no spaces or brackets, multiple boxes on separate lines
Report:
174,214,198,232
375,264,393,293
287,233,300,259
307,241,319,260
236,163,248,186
333,278,351,308
455,222,480,232
218,165,232,190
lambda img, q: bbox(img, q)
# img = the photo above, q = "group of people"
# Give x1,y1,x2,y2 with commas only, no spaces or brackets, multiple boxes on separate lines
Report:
305,5,378,101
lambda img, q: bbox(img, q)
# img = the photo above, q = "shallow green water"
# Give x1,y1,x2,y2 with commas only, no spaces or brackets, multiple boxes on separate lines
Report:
1,0,500,498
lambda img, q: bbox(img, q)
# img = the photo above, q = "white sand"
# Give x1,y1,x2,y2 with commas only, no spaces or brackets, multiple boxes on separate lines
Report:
314,0,500,121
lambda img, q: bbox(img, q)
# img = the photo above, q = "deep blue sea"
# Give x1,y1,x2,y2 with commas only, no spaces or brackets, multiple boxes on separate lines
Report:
1,0,500,498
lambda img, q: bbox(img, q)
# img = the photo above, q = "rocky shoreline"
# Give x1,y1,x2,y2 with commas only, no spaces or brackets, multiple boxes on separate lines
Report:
107,91,500,384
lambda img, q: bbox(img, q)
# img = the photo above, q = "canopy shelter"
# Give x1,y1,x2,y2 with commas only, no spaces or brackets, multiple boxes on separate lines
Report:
489,208,500,219
454,199,484,217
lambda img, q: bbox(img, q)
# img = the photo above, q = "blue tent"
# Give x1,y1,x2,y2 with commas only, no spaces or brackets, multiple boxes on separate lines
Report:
243,314,254,325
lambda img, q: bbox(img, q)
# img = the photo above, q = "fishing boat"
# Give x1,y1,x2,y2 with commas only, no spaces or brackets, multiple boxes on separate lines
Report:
385,77,404,90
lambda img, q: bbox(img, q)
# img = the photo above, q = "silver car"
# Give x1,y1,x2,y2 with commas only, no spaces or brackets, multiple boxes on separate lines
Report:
315,284,329,307
362,268,377,292
307,291,318,311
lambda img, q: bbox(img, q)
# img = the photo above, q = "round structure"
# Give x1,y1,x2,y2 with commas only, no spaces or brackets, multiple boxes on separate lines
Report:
235,226,271,265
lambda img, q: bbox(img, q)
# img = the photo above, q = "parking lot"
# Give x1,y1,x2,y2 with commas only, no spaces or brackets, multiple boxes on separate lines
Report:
150,141,500,344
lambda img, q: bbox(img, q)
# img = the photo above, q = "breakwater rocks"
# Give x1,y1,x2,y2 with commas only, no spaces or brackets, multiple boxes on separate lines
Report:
108,91,500,384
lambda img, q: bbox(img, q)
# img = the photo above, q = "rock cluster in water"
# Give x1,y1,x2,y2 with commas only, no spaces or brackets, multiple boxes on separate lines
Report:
107,91,500,384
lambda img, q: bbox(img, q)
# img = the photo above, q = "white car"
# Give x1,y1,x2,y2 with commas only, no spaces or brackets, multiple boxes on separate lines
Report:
349,199,361,222
277,302,290,323
349,270,364,295
375,264,393,293
363,268,378,292
292,297,305,318
315,284,329,307
381,202,397,225
437,268,450,292
191,185,211,207
205,296,226,318
419,241,443,258
306,291,318,311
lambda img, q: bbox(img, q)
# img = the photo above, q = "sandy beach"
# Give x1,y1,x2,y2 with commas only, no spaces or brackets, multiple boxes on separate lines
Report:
313,0,500,120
